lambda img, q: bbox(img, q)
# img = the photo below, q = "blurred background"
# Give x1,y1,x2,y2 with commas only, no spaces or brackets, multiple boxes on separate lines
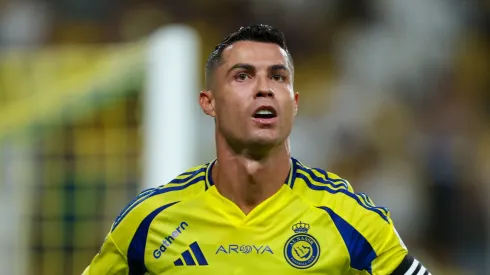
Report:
0,0,489,274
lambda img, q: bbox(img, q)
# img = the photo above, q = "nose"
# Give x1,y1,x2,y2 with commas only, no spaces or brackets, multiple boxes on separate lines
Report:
255,88,274,98
255,77,275,98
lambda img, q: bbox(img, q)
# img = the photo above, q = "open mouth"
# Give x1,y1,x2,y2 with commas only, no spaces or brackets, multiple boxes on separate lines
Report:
253,107,277,119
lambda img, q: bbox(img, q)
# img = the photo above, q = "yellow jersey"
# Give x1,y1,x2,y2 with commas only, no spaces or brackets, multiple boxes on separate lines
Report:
83,158,427,275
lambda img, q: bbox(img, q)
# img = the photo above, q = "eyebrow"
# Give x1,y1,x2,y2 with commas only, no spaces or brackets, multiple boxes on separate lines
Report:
269,64,290,73
226,63,255,75
226,63,291,76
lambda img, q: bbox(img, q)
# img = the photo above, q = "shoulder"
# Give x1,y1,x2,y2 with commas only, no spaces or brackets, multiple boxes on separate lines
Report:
109,163,211,248
291,158,391,224
291,159,354,205
292,159,355,194
292,159,407,273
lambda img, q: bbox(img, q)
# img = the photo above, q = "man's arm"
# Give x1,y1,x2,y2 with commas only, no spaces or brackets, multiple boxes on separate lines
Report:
82,188,157,275
349,202,431,275
82,233,129,275
319,181,431,275
390,255,430,275
361,207,431,275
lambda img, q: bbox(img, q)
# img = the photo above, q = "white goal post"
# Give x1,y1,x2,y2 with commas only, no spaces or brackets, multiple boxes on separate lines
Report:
143,25,201,189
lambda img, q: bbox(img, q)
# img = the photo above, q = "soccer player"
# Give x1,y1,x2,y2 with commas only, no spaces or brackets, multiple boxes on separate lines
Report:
83,24,430,274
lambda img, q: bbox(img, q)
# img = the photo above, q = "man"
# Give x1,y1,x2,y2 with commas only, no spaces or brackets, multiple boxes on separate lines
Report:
83,24,430,275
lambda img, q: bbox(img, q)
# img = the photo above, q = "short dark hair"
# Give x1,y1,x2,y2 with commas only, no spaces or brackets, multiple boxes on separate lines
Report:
205,24,294,89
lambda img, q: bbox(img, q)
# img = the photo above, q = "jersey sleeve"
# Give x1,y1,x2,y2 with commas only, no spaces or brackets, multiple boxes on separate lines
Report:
320,185,410,275
369,218,408,274
82,232,128,275
358,198,431,275
82,188,157,275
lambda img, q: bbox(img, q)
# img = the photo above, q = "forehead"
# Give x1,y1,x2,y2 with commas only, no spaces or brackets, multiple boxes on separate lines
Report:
220,41,290,69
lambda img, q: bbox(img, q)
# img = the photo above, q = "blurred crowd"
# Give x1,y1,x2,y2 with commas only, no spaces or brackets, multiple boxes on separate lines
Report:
0,0,489,274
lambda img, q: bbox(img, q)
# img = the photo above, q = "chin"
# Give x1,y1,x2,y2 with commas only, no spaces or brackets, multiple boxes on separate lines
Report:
248,132,283,147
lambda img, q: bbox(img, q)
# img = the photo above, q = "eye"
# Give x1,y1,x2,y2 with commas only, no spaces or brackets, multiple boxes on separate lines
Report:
272,74,287,82
235,73,251,81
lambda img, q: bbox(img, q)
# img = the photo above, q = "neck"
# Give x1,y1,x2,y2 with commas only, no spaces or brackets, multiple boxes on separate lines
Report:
212,137,292,215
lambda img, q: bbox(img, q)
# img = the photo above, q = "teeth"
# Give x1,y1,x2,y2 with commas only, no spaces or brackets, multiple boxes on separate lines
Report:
256,110,273,115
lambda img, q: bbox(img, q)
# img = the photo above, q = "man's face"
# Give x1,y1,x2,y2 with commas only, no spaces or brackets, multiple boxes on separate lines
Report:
200,41,299,149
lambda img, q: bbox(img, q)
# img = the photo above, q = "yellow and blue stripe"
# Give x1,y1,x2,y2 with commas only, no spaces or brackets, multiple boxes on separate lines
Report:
205,160,216,190
128,201,180,275
111,164,208,232
293,159,390,223
284,158,298,188
318,206,376,274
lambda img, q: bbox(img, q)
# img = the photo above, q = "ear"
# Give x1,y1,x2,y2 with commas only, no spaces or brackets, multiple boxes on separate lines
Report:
199,90,216,117
293,92,299,116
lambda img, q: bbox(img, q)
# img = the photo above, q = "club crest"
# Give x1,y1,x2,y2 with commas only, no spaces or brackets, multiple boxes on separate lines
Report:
283,221,320,269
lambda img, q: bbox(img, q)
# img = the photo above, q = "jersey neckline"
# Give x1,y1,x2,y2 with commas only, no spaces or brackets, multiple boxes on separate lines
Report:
204,157,299,190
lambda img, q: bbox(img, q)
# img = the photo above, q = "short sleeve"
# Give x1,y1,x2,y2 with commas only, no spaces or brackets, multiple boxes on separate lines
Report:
369,219,408,274
83,233,129,275
319,188,408,274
